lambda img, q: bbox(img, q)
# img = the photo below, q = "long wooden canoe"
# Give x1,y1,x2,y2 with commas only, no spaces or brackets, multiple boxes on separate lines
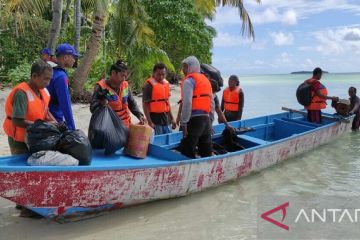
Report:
0,110,353,222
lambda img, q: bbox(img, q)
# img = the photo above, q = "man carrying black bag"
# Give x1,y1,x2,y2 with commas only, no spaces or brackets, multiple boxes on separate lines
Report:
89,60,146,128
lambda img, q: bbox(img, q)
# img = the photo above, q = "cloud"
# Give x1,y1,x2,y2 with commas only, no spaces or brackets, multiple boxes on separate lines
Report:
343,29,360,41
249,0,360,16
207,8,242,27
282,9,298,25
213,32,251,47
279,52,292,64
251,8,279,24
210,1,360,27
270,32,294,46
251,8,298,25
251,40,268,50
314,26,360,55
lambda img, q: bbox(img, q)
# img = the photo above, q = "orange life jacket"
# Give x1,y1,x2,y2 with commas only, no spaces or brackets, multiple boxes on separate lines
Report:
97,79,131,128
305,79,328,110
223,86,241,111
3,82,50,142
181,73,212,113
145,77,170,113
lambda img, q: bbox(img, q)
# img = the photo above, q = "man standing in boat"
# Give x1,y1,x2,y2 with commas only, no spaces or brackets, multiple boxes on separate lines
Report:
305,67,338,123
348,86,360,130
142,63,177,135
221,75,244,122
179,56,213,158
90,60,146,127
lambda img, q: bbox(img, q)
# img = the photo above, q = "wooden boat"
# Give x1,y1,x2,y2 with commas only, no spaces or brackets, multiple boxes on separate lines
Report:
0,109,353,222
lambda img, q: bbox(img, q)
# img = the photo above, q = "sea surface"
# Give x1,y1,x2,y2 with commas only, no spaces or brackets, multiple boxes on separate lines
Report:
0,73,359,240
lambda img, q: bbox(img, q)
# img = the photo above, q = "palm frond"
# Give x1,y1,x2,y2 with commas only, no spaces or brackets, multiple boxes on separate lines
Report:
215,0,261,40
110,0,154,55
193,0,216,19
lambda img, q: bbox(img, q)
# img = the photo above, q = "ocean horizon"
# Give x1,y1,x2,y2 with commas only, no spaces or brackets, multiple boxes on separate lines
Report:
217,72,359,120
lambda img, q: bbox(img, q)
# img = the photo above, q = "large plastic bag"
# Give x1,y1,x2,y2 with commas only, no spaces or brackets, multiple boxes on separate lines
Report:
57,129,92,165
221,128,245,152
200,63,224,87
88,106,129,155
25,120,61,153
27,150,79,166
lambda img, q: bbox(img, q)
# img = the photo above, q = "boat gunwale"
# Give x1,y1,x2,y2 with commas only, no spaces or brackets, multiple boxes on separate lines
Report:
0,113,344,173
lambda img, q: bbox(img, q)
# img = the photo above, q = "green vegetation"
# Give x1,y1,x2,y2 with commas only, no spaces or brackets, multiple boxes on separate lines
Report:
0,0,260,98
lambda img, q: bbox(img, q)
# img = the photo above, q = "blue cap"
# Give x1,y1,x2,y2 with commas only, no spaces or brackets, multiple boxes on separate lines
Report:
40,48,52,56
55,43,80,57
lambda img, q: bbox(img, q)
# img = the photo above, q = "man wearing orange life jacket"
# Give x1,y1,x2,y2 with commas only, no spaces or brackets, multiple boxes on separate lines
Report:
90,60,145,128
221,75,244,122
3,60,55,155
179,56,213,158
142,63,176,135
305,67,338,123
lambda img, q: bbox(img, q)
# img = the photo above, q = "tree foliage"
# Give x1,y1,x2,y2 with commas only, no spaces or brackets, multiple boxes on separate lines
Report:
143,0,216,69
0,0,260,94
0,15,50,78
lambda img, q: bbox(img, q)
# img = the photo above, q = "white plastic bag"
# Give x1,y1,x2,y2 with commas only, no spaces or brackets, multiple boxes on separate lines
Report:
27,151,79,166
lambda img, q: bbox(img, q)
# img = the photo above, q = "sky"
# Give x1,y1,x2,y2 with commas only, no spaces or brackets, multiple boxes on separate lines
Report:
207,0,360,75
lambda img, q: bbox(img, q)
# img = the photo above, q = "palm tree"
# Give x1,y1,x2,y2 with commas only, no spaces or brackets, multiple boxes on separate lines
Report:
194,0,261,40
47,0,63,54
72,0,155,95
1,0,48,37
72,0,261,95
60,0,71,38
110,0,154,56
72,0,105,95
74,0,81,51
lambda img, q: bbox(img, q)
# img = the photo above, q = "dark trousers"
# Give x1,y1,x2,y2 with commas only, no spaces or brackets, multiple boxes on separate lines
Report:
224,110,242,122
180,116,213,158
8,137,29,155
352,114,360,130
307,110,322,123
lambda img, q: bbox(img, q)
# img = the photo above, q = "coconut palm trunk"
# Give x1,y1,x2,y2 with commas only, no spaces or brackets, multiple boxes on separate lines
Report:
72,2,105,95
47,0,63,54
74,0,81,51
60,0,71,38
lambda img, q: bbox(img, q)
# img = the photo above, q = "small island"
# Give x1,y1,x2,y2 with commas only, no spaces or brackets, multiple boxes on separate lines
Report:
291,71,329,74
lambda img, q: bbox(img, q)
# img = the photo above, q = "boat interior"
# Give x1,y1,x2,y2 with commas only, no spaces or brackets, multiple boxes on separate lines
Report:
0,111,339,170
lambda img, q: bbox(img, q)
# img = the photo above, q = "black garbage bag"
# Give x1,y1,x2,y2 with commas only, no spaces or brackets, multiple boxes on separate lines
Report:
221,128,245,152
200,63,224,87
212,142,228,155
57,129,92,165
88,106,129,155
25,120,61,153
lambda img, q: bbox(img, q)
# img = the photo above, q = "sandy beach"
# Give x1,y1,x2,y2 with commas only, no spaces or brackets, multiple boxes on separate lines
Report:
0,85,182,156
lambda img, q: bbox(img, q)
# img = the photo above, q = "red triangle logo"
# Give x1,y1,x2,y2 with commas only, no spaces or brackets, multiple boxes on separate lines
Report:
261,201,289,231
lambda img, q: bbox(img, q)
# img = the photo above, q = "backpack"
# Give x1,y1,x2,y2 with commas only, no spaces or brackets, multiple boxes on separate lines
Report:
200,63,224,88
296,82,313,106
